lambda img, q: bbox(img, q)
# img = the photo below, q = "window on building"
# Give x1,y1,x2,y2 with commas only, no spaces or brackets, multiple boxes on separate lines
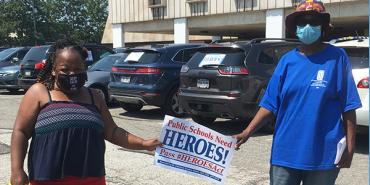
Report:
187,0,207,16
235,0,257,12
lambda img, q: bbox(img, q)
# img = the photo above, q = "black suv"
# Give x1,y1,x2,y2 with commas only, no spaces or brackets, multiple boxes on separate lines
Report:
108,44,203,116
179,39,299,125
18,44,114,89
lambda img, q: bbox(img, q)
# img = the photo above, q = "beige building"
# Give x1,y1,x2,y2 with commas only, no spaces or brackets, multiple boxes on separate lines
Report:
102,0,369,47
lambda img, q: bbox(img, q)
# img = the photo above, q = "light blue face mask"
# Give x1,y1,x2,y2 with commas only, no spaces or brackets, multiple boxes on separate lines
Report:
296,24,322,45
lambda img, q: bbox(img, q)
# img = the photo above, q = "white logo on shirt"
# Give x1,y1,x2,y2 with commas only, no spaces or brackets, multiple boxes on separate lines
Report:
311,70,327,88
317,70,324,81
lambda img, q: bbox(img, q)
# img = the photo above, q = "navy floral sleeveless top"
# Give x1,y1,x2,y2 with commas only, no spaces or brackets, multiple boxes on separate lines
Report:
28,89,106,180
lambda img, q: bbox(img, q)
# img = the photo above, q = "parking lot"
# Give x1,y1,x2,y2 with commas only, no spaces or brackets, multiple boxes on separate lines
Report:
0,90,368,185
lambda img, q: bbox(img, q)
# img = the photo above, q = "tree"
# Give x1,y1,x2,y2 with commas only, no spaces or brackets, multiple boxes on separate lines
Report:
0,0,36,46
0,0,108,46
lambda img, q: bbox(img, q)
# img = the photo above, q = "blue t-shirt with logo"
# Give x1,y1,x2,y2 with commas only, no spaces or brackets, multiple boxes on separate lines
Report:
260,44,362,170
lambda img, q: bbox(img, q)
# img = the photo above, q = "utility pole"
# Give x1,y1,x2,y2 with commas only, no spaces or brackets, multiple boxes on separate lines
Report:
32,0,37,45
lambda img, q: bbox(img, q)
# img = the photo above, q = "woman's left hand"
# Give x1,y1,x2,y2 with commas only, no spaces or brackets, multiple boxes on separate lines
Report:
337,149,354,168
142,139,162,151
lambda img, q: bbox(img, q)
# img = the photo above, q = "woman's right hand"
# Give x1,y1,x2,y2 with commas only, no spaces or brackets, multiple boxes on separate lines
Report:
10,169,29,185
142,139,162,151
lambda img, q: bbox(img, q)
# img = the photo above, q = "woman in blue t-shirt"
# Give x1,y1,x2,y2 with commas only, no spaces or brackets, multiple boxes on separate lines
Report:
234,1,362,185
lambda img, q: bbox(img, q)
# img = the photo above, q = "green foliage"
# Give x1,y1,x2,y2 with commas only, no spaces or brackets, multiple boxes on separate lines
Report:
0,0,108,46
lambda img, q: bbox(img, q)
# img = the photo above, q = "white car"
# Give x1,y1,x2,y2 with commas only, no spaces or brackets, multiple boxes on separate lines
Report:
333,37,368,127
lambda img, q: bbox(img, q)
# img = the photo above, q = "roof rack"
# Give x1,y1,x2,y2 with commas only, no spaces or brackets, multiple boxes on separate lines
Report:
248,38,299,44
210,39,239,44
329,36,368,44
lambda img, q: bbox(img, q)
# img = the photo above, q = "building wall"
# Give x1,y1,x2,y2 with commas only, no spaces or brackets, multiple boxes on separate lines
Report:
109,0,366,24
102,0,368,45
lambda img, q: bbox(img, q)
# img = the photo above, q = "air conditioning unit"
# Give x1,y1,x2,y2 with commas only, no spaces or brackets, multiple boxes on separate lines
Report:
148,0,167,8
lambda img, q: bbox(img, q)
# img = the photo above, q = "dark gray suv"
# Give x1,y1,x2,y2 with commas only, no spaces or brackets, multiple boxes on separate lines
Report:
179,39,300,125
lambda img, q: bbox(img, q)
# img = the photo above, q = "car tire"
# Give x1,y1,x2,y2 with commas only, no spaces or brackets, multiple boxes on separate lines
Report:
121,103,143,112
191,115,216,125
163,88,185,117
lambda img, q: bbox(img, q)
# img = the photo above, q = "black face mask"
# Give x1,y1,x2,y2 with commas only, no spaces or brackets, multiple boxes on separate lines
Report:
56,72,87,91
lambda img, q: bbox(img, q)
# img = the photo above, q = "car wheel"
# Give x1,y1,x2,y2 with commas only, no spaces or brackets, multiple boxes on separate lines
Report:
191,115,216,125
163,88,185,117
121,103,143,112
7,88,19,93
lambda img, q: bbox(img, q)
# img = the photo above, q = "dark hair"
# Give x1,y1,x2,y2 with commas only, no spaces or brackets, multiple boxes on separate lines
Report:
36,38,88,90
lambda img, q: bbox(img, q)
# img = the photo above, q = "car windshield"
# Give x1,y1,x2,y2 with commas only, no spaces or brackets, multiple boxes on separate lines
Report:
343,47,369,69
21,46,49,63
186,47,246,68
89,55,126,71
0,48,17,60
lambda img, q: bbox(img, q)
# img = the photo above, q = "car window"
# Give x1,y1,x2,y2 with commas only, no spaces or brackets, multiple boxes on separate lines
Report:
173,48,199,63
17,49,30,60
87,50,93,61
172,50,184,62
89,55,124,71
274,46,296,61
121,50,161,64
22,46,49,63
258,48,274,65
95,47,113,60
343,47,369,69
258,45,297,65
186,47,246,68
0,48,17,60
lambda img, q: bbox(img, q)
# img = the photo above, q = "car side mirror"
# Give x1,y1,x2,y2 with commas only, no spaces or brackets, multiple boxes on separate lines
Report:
11,57,19,63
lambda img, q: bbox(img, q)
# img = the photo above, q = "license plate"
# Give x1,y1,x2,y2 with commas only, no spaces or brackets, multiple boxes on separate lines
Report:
197,79,209,89
25,71,31,76
121,76,130,83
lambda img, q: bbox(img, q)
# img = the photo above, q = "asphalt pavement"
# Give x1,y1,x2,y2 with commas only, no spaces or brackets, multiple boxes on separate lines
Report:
0,90,368,185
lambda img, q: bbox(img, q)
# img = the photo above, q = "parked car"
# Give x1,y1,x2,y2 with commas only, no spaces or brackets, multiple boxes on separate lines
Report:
332,36,369,127
179,39,300,125
18,44,114,90
0,65,22,92
0,47,9,52
0,47,30,68
108,43,203,116
0,47,31,92
85,53,127,104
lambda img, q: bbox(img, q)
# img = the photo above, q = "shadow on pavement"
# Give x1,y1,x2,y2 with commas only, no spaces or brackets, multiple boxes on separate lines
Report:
200,118,272,137
119,108,166,121
0,142,10,155
355,130,369,155
0,90,26,95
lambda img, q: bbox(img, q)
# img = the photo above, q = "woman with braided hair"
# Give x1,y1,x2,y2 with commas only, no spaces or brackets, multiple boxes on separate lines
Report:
10,39,161,185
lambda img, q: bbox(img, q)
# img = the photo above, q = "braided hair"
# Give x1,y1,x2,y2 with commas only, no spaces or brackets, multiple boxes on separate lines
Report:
36,39,88,90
